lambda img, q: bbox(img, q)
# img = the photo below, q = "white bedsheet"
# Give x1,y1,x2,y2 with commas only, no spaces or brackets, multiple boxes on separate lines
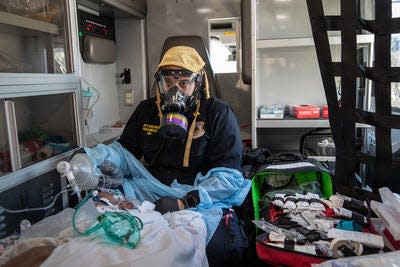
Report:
2,208,208,267
41,209,208,267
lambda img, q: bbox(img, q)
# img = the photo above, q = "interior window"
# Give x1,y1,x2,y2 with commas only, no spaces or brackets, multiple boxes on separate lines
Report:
208,18,240,73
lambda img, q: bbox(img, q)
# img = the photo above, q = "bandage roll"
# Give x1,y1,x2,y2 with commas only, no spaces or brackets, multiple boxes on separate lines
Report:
295,193,309,210
296,197,308,203
334,207,368,225
330,194,369,215
329,195,344,208
351,211,368,225
329,237,363,258
337,193,368,210
272,193,286,207
296,199,309,210
309,198,321,204
309,198,325,211
283,196,297,210
36,145,54,160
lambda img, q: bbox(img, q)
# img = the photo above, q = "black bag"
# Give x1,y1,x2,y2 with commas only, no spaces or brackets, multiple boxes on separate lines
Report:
206,209,248,267
300,128,335,161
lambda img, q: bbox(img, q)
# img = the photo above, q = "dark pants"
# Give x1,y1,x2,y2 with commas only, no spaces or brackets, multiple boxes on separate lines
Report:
206,209,248,267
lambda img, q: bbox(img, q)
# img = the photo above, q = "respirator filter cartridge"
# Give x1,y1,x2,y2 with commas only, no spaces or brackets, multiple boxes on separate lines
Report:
160,113,188,139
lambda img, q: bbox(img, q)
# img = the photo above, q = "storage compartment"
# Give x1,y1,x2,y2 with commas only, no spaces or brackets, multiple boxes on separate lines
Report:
0,0,71,73
0,169,63,238
0,92,79,176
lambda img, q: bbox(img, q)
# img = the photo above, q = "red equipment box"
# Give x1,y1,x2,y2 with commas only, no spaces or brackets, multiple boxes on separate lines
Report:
290,105,320,119
322,105,329,118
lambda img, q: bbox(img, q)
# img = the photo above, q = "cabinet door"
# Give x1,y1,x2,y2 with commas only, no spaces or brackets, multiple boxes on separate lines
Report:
0,92,79,176
0,100,11,175
0,0,72,73
256,0,340,40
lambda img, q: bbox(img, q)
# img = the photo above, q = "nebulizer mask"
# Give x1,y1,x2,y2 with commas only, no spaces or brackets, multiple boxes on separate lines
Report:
155,69,200,140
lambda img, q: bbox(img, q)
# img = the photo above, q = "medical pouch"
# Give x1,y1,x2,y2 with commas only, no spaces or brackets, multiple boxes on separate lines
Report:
251,154,334,222
300,128,336,161
250,154,334,266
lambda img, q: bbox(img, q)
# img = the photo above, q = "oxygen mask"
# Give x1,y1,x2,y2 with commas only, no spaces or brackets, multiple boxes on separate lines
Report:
72,191,143,249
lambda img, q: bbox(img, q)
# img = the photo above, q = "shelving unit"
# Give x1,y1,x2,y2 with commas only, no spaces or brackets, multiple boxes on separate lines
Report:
0,11,59,35
251,0,374,148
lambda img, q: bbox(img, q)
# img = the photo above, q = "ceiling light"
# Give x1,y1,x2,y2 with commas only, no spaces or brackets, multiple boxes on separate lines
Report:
196,8,213,14
275,14,289,20
77,4,100,16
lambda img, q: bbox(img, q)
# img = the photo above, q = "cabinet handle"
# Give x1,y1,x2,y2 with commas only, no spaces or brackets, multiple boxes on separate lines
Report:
4,101,21,171
72,92,83,147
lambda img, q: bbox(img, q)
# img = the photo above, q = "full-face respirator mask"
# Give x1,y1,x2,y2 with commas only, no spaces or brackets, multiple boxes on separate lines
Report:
155,69,201,140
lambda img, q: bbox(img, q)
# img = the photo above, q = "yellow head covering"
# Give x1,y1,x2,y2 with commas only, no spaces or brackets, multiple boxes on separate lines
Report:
157,46,204,73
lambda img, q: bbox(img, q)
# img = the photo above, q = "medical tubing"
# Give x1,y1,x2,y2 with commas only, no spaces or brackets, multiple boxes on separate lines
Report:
0,189,72,213
80,77,100,118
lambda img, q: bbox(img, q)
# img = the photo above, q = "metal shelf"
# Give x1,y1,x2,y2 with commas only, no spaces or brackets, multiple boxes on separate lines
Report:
256,34,374,48
0,11,59,35
257,117,372,128
257,118,330,128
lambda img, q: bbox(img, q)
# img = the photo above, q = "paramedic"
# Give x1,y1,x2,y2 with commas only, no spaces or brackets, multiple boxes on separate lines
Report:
118,46,245,267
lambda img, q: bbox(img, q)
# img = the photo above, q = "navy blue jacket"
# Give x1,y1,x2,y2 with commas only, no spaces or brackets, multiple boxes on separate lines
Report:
118,96,242,186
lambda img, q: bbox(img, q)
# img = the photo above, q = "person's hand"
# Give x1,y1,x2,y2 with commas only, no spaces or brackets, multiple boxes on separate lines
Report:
154,191,200,214
154,196,180,214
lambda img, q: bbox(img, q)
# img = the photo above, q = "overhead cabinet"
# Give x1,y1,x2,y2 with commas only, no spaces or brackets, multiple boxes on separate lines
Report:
0,0,73,74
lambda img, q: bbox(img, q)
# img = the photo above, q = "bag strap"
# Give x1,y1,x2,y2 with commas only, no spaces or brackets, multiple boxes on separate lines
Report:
256,156,325,174
264,152,304,164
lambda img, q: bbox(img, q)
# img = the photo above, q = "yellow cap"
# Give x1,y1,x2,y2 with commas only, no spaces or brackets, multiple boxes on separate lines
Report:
157,46,205,74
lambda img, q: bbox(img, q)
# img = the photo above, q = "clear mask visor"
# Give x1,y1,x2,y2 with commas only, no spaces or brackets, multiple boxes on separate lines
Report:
156,69,198,94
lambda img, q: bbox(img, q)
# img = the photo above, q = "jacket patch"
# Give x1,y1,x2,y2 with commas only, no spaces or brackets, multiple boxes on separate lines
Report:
142,123,159,135
193,121,205,139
